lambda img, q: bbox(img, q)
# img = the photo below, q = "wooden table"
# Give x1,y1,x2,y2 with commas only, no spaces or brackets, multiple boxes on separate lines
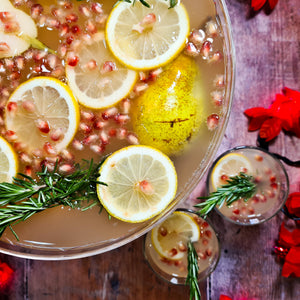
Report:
1,0,300,299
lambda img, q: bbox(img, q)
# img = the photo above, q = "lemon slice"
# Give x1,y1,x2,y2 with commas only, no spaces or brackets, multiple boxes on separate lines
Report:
97,145,177,223
211,153,253,190
5,77,80,154
151,211,200,260
0,136,18,183
106,0,190,70
66,32,137,109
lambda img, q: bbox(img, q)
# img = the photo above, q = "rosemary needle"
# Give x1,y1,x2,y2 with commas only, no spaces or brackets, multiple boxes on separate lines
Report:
186,241,201,300
0,160,105,240
195,172,256,217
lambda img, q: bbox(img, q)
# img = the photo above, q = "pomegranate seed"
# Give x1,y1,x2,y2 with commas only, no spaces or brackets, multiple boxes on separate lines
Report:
255,155,263,162
127,133,139,145
13,142,27,151
42,160,55,172
121,98,131,114
81,111,95,122
102,107,118,120
67,53,79,67
58,43,68,59
240,207,248,216
9,71,21,81
114,114,130,124
51,7,64,18
79,4,91,17
101,61,117,74
198,252,207,260
168,248,178,258
59,164,74,173
90,144,104,154
22,100,35,112
209,51,223,63
83,134,98,145
271,182,278,189
94,120,106,130
84,59,98,71
250,195,260,205
248,207,255,214
36,119,50,134
31,4,43,19
38,15,47,27
95,14,107,26
43,142,57,156
108,128,117,137
202,238,209,246
0,42,10,53
267,189,275,198
4,58,15,70
19,152,32,164
206,248,213,257
51,66,64,78
174,260,183,267
220,174,229,182
138,180,154,195
148,68,163,82
72,139,84,151
259,194,267,202
206,20,219,37
61,149,74,161
85,19,97,34
270,175,276,182
189,29,205,46
46,54,59,70
200,40,212,59
204,230,212,238
4,130,18,142
71,25,81,34
50,128,64,141
133,83,148,94
91,2,103,14
45,155,61,164
233,209,240,215
65,13,78,23
59,23,70,37
24,166,33,177
254,175,262,183
0,12,14,22
58,0,73,9
139,71,147,81
178,241,187,252
159,226,167,236
46,18,60,29
32,148,43,158
100,131,109,145
117,128,127,139
207,114,219,130
141,13,156,26
185,42,199,57
66,35,74,45
7,101,18,113
15,56,25,70
211,90,224,106
193,215,202,225
214,75,225,87
79,122,92,134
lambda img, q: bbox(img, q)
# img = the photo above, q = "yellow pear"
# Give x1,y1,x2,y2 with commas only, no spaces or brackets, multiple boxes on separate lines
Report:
131,54,204,156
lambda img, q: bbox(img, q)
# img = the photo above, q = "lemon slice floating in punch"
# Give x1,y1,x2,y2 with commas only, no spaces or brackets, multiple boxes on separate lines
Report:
106,0,190,70
97,145,177,223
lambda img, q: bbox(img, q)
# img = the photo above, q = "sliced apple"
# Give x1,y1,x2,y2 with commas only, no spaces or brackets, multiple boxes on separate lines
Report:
0,32,29,58
1,0,15,10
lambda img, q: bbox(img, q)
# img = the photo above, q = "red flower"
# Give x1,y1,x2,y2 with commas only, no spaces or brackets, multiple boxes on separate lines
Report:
220,295,232,300
0,260,14,290
277,223,300,277
285,192,300,217
244,87,300,141
251,0,279,11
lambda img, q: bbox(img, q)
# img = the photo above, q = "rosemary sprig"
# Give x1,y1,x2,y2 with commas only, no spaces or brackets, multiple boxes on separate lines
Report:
186,241,201,300
195,172,256,217
0,160,105,239
120,0,178,8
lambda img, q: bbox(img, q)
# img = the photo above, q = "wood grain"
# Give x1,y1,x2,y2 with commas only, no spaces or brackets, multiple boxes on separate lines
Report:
1,0,300,299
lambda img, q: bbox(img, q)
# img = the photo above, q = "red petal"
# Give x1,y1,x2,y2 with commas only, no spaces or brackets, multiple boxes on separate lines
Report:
0,261,14,289
220,295,233,300
282,261,300,277
251,0,267,10
248,116,269,131
283,87,300,100
285,192,300,216
268,0,279,10
285,247,300,264
244,107,269,118
279,223,300,248
259,118,282,141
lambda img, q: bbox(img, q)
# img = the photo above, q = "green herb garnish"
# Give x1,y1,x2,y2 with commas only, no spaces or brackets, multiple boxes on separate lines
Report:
120,0,178,8
195,172,256,217
186,241,201,300
0,160,105,240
